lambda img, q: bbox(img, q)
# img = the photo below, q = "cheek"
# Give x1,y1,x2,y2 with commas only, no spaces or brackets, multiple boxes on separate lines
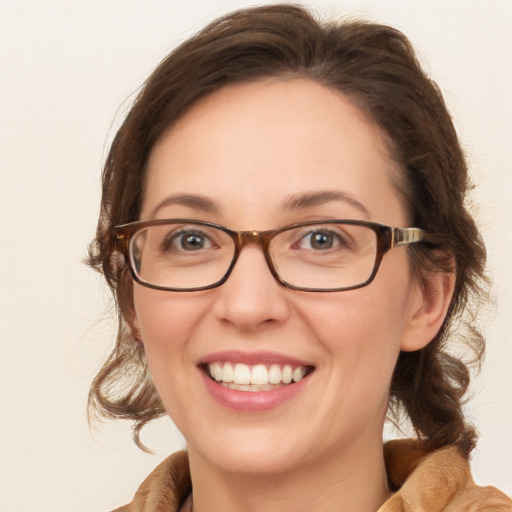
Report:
133,287,206,345
132,287,211,393
132,287,211,422
286,290,408,447
304,291,408,349
299,273,413,386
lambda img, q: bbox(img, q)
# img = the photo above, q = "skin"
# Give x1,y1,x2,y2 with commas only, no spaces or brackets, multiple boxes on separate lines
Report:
132,79,454,512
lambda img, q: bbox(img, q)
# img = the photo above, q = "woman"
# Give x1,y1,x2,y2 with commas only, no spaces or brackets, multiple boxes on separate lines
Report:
88,5,512,511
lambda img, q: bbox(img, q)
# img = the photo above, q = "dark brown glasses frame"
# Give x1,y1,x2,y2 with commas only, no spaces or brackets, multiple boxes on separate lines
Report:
113,219,435,292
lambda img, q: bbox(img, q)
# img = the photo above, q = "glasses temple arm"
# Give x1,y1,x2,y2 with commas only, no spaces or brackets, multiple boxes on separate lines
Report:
392,227,435,247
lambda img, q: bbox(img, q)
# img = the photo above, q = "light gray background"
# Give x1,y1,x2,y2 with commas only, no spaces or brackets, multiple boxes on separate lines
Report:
1,1,511,510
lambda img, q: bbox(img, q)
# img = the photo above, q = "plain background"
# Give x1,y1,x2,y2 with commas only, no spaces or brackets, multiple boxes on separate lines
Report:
1,0,511,510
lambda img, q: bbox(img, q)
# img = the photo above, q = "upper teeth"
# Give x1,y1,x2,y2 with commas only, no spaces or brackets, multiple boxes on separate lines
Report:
208,362,307,386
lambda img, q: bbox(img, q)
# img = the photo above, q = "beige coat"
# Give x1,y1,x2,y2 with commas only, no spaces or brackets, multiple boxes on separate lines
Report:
113,439,512,512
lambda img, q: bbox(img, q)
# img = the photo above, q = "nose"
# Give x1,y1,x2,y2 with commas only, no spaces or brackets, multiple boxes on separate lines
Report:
211,243,291,331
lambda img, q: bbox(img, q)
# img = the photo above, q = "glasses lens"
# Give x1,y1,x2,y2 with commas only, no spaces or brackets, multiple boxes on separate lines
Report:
270,223,378,290
130,222,235,290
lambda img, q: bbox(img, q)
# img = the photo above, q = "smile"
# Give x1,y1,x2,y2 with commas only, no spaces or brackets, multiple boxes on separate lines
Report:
207,362,311,391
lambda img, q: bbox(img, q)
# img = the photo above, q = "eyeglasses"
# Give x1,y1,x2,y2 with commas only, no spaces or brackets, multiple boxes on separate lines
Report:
113,219,434,292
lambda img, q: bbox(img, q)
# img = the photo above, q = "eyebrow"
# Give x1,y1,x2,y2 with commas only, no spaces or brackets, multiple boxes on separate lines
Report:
282,190,370,218
150,194,219,217
149,190,370,219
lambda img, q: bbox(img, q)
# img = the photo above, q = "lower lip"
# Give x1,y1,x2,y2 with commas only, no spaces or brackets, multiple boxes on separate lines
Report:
200,371,310,412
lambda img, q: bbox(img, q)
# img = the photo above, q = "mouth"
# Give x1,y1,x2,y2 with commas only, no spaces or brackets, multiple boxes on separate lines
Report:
202,361,315,392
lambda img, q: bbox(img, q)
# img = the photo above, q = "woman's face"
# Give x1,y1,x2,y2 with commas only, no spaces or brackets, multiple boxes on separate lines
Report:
132,79,426,475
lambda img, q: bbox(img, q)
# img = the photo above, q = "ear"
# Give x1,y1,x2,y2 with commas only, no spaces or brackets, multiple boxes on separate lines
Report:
400,268,455,352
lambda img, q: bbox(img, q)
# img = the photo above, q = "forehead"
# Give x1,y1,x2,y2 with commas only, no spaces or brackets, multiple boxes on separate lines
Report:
142,78,406,227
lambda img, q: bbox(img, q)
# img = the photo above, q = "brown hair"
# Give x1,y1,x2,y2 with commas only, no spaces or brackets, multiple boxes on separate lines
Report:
88,4,487,456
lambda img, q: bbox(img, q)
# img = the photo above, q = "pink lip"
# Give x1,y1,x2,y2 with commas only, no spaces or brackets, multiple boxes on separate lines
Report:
199,350,312,367
200,370,311,412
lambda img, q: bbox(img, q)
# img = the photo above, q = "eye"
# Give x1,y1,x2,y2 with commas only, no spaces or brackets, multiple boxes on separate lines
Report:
297,230,343,250
309,231,336,250
165,229,213,252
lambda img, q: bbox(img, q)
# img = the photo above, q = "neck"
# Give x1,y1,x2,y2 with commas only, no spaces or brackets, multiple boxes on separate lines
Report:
187,435,391,512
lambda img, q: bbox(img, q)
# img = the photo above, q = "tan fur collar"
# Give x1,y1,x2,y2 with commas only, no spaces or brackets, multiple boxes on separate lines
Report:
113,440,512,511
381,439,512,511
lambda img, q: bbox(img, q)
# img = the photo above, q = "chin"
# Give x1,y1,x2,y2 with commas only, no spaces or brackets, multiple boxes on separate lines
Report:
189,427,312,476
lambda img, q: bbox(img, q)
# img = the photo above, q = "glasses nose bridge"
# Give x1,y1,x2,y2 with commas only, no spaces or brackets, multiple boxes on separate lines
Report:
235,229,271,252
231,229,276,278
